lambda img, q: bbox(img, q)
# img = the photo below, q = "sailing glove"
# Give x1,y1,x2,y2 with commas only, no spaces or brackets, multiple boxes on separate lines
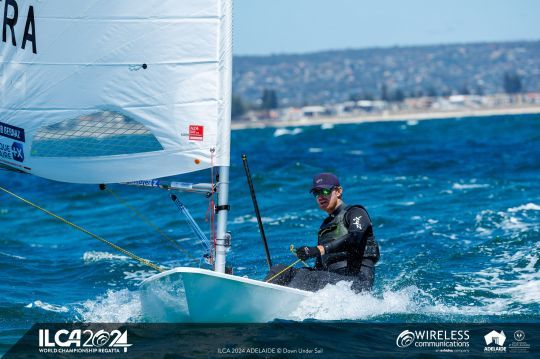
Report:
296,246,320,260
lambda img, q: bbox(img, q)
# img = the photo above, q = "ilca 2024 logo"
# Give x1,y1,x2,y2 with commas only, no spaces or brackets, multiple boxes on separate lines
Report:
38,328,132,354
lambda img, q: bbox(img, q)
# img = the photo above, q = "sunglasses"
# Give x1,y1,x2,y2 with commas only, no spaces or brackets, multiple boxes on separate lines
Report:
312,188,334,198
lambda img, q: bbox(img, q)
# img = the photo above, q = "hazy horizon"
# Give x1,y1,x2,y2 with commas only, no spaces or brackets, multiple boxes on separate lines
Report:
233,0,540,56
233,38,540,58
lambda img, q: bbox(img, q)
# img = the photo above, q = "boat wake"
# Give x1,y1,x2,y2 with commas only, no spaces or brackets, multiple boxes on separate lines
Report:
74,289,142,322
290,282,414,321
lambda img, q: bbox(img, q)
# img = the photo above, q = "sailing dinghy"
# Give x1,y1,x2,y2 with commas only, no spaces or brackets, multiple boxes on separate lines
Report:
0,0,310,322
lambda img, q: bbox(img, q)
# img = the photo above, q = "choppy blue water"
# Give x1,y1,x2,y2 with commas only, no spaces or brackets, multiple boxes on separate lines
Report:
1,114,539,352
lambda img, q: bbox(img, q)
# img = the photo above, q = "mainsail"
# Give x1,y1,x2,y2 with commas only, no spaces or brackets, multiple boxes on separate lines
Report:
1,0,232,184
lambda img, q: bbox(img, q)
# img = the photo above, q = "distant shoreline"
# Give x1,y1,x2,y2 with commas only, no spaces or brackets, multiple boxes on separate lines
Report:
231,105,540,130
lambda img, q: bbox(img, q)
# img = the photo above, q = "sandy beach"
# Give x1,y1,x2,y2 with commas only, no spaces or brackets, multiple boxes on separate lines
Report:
231,105,540,130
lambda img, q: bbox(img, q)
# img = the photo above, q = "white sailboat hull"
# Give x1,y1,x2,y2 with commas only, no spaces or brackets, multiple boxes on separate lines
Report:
140,267,311,322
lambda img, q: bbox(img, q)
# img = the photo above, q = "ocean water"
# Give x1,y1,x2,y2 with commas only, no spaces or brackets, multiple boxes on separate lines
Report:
1,114,539,352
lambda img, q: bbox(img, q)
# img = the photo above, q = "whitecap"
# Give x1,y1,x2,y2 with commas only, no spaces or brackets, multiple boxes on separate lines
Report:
454,243,540,307
406,120,419,126
123,270,156,282
26,300,69,313
0,251,26,260
273,128,303,137
508,203,540,212
397,202,415,206
432,232,457,240
308,147,323,153
83,251,129,263
321,123,334,130
452,183,490,190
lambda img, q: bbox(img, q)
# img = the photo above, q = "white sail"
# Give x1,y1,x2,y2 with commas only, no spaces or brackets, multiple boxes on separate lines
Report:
0,0,232,184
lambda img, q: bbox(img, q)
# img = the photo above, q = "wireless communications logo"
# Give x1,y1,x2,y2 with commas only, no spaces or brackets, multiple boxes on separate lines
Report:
38,328,132,354
396,329,470,353
396,330,415,348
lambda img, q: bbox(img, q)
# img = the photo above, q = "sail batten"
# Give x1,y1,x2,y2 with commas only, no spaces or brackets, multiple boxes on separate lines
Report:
1,0,232,184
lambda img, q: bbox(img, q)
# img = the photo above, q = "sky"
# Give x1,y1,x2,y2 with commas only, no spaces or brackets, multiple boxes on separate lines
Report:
233,0,540,55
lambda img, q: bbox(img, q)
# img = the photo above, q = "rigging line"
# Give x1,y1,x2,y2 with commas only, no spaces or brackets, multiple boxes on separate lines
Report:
289,245,310,267
0,186,165,273
105,188,199,263
265,259,302,284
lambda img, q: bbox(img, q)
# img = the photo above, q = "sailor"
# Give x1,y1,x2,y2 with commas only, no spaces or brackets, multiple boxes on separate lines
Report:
294,172,380,291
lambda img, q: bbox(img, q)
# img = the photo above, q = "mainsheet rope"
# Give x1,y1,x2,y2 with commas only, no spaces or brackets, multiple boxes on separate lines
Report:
265,245,310,283
0,186,165,273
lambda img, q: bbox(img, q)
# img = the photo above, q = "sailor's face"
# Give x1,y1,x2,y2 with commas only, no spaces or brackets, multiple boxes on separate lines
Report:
315,187,342,213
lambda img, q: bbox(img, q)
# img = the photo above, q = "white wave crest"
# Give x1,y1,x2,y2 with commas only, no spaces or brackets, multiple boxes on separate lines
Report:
0,251,26,260
273,128,303,137
475,207,538,236
452,183,490,190
508,203,540,213
455,242,540,308
83,251,129,263
75,289,141,322
26,300,69,313
123,270,156,282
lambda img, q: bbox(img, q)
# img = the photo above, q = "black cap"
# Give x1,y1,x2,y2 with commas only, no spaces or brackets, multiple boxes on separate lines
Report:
310,173,340,193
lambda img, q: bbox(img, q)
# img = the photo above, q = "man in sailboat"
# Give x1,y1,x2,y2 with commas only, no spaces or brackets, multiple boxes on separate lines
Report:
266,173,380,292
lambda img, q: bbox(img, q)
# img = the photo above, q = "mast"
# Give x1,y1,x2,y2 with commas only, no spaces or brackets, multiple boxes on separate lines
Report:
214,166,230,273
214,0,233,273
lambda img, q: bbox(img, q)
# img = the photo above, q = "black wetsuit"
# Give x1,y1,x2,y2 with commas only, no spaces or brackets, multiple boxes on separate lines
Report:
266,203,380,292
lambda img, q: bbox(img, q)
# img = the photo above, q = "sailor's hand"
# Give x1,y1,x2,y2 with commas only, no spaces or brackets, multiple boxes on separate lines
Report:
296,246,321,260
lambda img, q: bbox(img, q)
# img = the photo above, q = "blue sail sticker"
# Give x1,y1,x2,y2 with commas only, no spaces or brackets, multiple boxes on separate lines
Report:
11,142,25,162
0,122,26,142
0,141,25,163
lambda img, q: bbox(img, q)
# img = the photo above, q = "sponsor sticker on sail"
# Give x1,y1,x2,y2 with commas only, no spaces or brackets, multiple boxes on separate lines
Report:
189,125,204,141
0,121,26,142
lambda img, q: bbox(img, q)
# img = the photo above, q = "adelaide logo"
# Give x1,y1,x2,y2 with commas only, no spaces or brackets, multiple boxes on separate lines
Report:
484,330,507,353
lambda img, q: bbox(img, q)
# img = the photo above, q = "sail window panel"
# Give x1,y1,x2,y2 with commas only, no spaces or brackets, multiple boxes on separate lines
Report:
31,112,163,158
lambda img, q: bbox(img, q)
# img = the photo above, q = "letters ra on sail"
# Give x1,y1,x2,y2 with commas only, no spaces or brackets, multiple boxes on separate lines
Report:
1,0,233,184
